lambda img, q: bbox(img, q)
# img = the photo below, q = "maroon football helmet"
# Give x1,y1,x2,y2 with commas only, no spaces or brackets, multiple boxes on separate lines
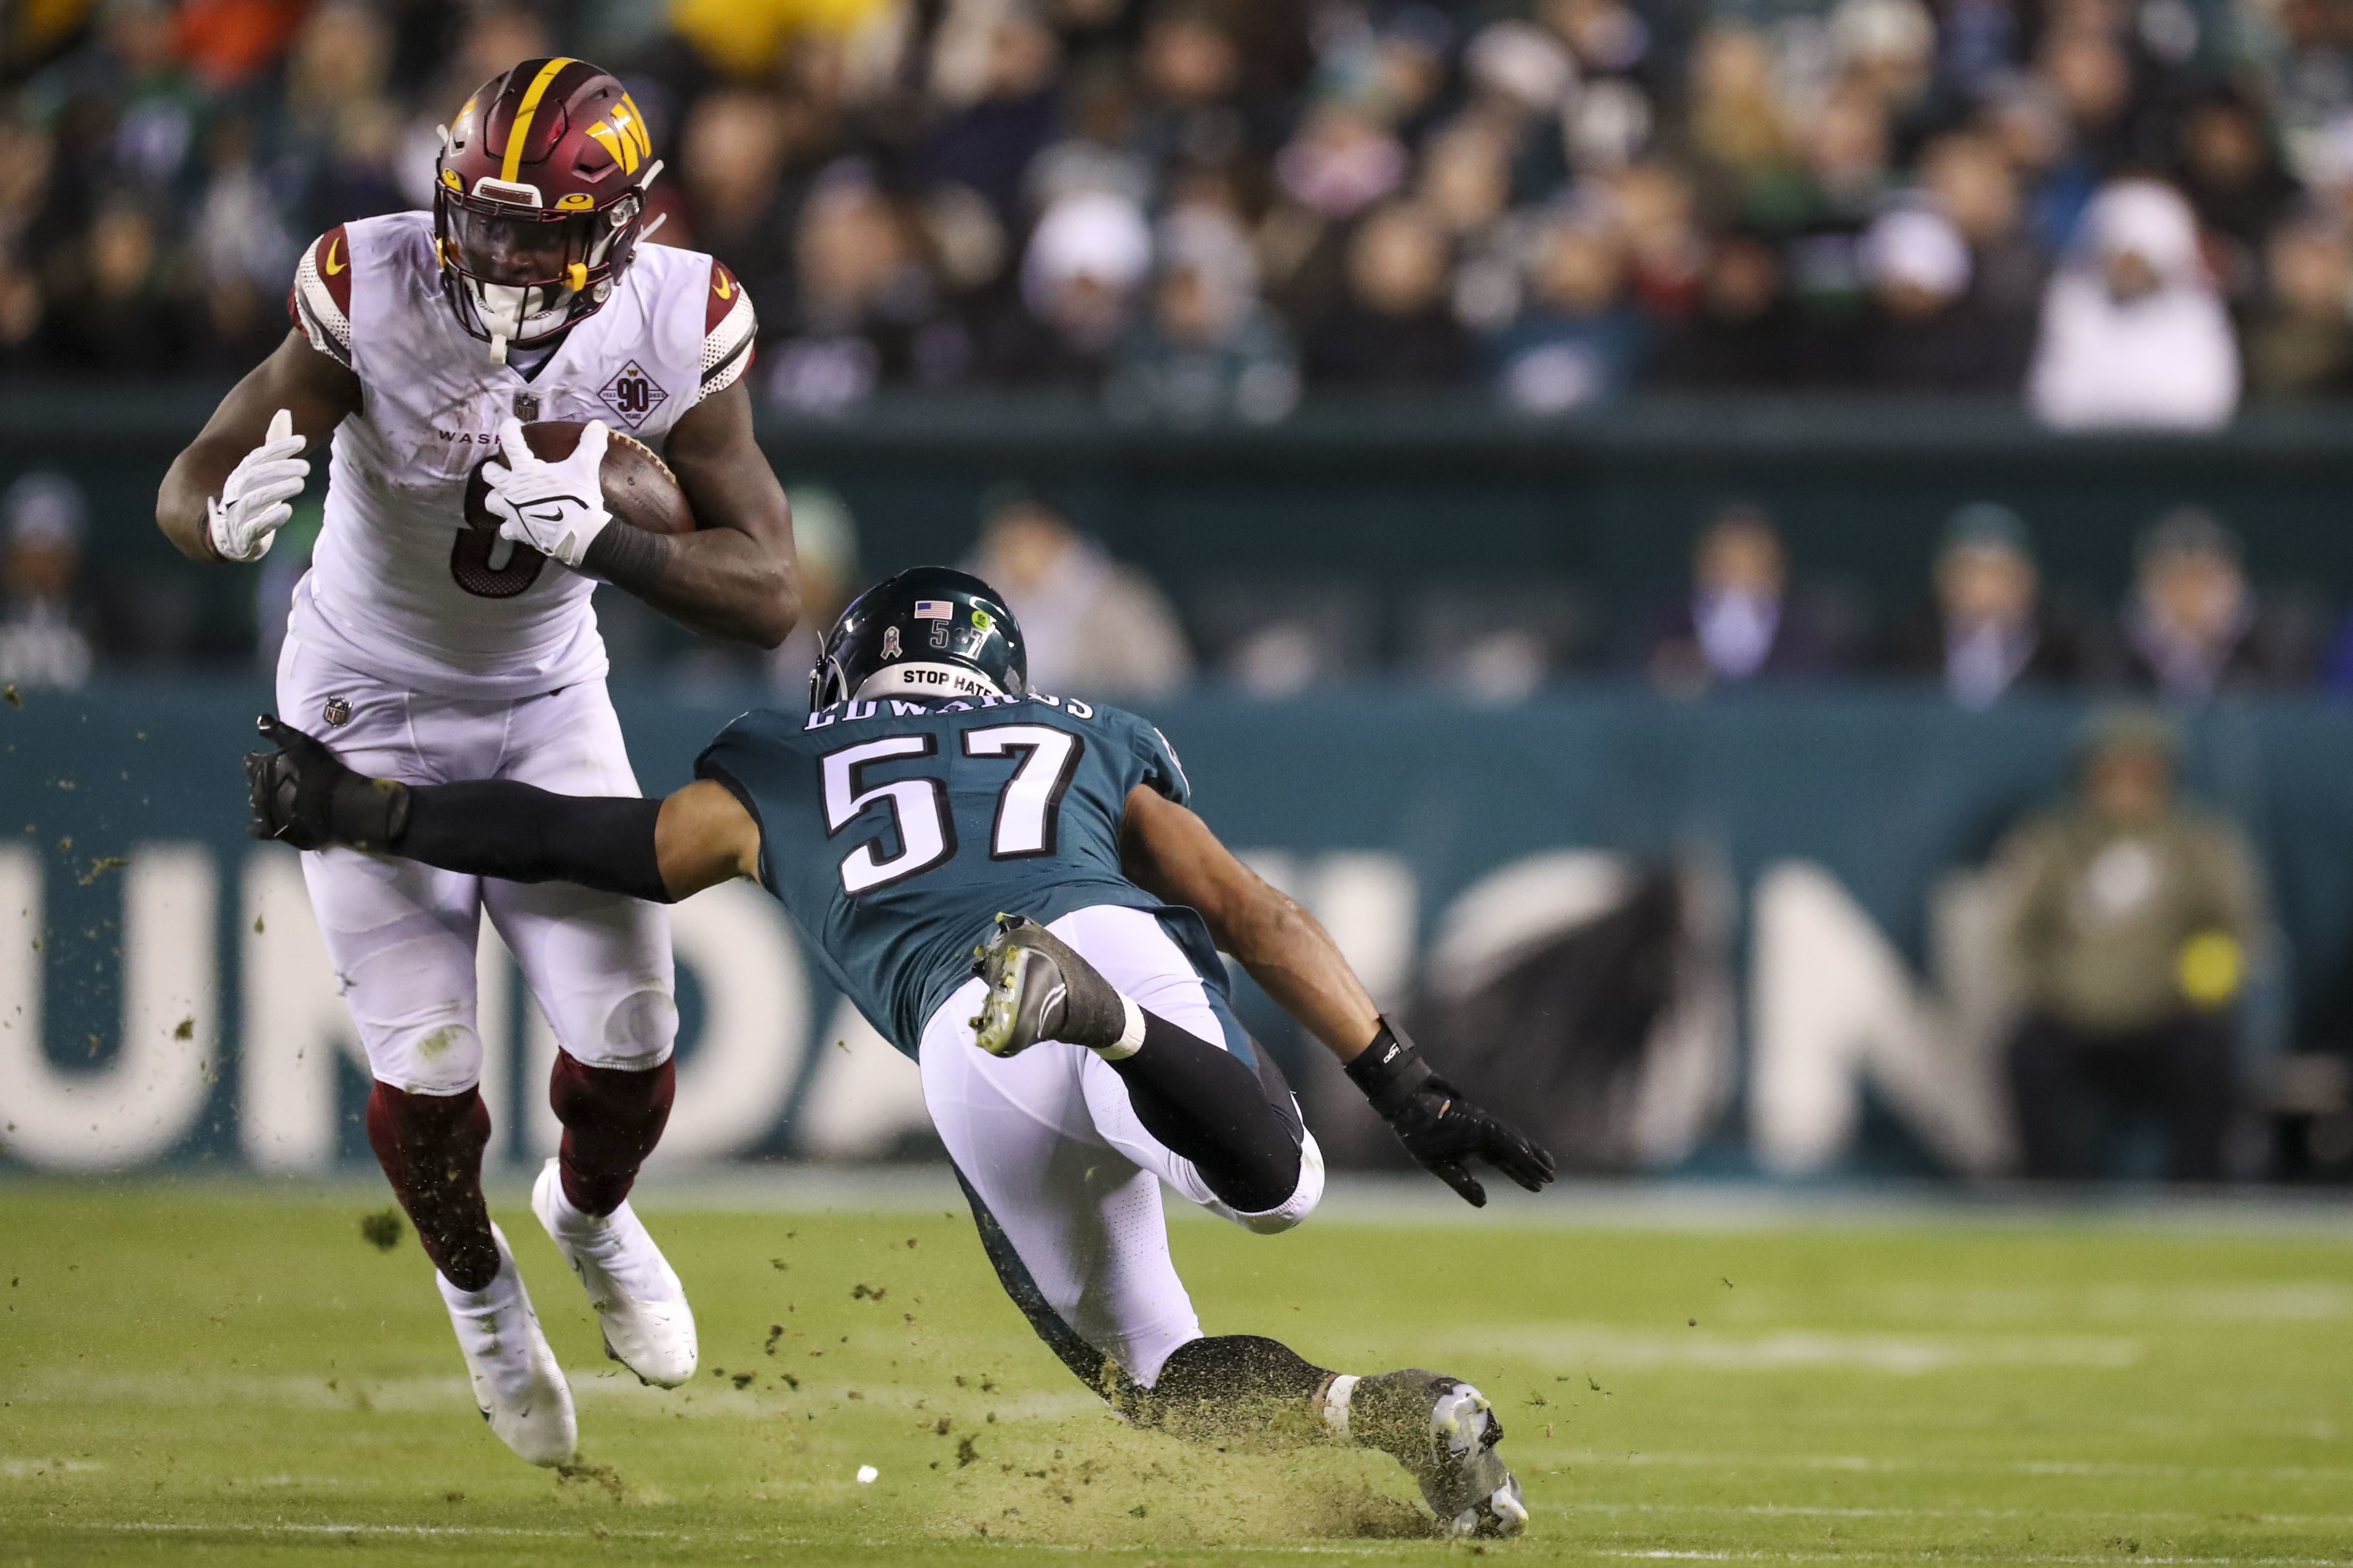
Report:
434,57,661,360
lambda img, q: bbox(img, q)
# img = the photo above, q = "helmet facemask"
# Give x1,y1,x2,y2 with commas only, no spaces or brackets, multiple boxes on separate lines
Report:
434,176,653,362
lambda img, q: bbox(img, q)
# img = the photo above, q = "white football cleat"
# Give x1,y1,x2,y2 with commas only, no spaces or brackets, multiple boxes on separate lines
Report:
437,1224,576,1467
530,1157,698,1388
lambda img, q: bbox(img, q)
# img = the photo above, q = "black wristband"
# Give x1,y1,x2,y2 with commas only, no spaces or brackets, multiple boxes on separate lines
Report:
580,519,674,594
1344,1017,1436,1119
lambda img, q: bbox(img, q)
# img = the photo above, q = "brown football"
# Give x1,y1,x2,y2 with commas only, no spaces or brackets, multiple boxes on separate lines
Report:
461,420,695,540
452,422,694,598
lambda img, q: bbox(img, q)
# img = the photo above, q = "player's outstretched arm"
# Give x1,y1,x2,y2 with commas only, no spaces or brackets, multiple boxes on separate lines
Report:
244,716,758,903
158,328,360,563
1120,786,1555,1205
581,378,800,647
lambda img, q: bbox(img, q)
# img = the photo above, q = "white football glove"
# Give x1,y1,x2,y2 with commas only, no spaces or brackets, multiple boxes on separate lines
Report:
481,417,611,569
206,408,309,563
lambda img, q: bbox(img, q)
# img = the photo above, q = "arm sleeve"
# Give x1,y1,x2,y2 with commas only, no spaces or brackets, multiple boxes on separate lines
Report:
392,781,671,902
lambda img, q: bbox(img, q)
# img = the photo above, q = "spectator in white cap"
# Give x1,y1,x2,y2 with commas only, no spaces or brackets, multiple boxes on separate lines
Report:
1108,202,1300,425
992,189,1154,385
0,473,94,692
1859,206,2017,388
2027,179,2241,430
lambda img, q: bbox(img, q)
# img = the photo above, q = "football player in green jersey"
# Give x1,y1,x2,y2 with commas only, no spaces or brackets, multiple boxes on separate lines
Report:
247,566,1556,1537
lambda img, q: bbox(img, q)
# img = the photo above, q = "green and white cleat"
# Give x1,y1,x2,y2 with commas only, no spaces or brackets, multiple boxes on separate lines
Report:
530,1158,698,1389
1352,1370,1529,1539
437,1223,576,1467
968,914,1129,1058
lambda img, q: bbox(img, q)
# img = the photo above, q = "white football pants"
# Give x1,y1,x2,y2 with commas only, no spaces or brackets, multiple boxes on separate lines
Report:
275,633,676,1096
920,905,1325,1390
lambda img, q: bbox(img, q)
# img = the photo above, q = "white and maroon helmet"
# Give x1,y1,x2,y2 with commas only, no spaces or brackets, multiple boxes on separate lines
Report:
434,56,662,360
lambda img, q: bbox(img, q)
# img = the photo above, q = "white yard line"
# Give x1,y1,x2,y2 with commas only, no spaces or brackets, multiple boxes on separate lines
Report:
1545,1450,2353,1482
1591,1554,2353,1566
1565,1501,2353,1527
0,1367,1102,1421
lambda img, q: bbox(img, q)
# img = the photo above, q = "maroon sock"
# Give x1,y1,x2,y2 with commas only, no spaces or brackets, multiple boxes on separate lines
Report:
549,1056,675,1217
365,1081,498,1291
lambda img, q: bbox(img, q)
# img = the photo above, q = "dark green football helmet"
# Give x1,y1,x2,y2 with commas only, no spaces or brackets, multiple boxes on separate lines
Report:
809,567,1028,708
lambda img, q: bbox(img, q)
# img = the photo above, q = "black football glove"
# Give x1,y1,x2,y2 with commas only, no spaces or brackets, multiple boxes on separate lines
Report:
1346,1019,1556,1207
244,713,406,852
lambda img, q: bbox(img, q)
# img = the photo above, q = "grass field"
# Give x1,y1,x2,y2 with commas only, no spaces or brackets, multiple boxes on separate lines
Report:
2,1176,2350,1567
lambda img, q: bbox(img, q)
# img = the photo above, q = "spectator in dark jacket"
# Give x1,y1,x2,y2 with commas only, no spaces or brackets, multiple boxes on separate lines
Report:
1649,233,1796,388
1638,502,1835,695
1885,503,2097,705
2120,508,2308,698
1858,207,2022,390
1303,201,1474,387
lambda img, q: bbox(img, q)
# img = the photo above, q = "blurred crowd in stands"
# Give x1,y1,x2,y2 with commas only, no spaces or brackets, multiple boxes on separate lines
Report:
9,0,2353,423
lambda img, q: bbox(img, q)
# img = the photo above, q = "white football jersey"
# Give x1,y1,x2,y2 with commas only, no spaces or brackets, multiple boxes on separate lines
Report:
284,211,757,698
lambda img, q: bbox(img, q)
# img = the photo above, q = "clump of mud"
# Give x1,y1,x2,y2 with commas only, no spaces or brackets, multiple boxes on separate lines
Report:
929,1417,1434,1547
358,1208,404,1251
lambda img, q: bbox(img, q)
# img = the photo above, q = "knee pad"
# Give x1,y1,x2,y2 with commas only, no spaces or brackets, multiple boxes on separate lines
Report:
379,1021,486,1097
558,985,678,1072
1220,1130,1325,1236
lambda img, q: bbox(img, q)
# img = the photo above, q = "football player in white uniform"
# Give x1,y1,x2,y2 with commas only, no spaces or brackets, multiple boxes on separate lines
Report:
156,58,795,1468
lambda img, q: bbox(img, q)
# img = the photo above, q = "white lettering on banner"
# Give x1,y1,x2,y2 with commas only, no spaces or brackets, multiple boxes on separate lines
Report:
1310,853,1418,1012
643,879,808,1164
238,849,514,1170
1749,861,2011,1177
0,844,216,1171
796,996,929,1159
239,849,367,1171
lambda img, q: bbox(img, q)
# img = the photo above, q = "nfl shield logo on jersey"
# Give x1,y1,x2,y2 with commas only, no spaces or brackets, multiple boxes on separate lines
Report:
322,695,353,727
598,361,669,428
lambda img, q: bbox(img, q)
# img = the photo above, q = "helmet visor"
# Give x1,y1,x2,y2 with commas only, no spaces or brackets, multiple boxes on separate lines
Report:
445,202,599,289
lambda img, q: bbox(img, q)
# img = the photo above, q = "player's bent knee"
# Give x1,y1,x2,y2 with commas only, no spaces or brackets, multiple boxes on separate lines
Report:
563,986,678,1071
1226,1131,1325,1236
376,1021,487,1098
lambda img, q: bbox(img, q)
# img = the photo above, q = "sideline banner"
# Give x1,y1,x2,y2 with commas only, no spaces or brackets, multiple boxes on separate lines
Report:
5,681,2349,1176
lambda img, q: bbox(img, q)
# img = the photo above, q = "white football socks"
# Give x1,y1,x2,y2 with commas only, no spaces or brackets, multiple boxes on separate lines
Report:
537,1171,684,1306
1094,994,1148,1061
1321,1372,1361,1443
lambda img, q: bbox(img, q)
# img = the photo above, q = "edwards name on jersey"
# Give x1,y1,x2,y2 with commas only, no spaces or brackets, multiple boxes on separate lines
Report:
283,214,757,699
695,693,1204,1056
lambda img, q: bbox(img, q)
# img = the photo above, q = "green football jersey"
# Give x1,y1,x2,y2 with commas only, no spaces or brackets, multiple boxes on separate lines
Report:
694,692,1207,1057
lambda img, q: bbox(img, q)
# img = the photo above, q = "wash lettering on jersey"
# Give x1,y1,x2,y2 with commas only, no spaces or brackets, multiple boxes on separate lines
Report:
695,694,1211,1057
